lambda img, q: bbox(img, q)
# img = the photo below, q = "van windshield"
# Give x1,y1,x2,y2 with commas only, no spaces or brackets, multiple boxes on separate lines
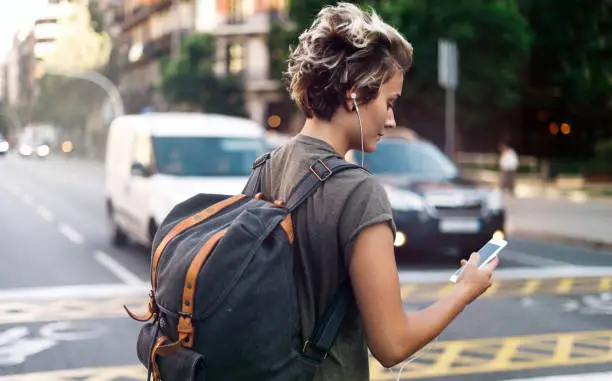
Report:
152,137,267,177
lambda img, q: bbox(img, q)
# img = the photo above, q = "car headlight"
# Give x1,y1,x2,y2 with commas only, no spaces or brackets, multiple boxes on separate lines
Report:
486,189,503,210
37,145,50,156
20,145,33,155
0,142,8,152
384,186,425,211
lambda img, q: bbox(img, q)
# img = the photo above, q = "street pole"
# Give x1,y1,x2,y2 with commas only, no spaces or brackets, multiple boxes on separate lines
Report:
43,68,125,118
445,88,455,159
171,0,181,59
438,39,458,159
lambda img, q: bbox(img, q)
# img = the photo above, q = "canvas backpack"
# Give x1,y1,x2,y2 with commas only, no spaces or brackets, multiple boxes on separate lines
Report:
125,153,361,381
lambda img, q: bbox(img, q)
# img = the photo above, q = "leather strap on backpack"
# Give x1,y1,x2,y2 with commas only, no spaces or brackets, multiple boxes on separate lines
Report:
125,195,246,323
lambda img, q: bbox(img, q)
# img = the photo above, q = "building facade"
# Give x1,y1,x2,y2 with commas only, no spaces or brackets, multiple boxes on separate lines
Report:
2,0,79,120
117,0,291,128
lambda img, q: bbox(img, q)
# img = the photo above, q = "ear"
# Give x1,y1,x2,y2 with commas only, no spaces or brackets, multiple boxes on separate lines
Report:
345,89,358,111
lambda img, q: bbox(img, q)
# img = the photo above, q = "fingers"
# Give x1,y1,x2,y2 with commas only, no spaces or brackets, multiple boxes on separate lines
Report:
460,259,468,266
467,252,480,266
484,255,500,271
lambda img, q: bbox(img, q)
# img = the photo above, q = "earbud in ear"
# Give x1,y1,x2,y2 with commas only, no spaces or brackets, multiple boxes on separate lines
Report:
350,92,358,111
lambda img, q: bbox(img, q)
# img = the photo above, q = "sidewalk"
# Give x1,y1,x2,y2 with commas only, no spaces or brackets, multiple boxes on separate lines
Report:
504,195,612,251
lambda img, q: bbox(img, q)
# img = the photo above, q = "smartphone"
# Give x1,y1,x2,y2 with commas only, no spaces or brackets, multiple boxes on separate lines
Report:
449,237,507,283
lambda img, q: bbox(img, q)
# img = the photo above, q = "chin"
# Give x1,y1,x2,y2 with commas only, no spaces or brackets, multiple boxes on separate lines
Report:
363,142,378,153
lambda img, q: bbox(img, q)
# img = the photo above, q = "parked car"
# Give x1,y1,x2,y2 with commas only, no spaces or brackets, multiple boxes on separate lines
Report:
0,134,8,156
348,127,506,258
104,112,268,248
17,141,51,158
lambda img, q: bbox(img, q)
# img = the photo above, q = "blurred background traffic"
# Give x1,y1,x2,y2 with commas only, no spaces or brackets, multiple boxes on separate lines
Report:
0,1,612,381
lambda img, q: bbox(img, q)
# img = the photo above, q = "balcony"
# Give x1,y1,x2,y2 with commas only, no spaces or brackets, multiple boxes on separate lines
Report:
121,0,173,32
214,11,274,37
122,29,190,69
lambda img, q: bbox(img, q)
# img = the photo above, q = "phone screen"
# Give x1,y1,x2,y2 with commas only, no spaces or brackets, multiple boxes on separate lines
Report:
451,241,502,280
477,242,502,265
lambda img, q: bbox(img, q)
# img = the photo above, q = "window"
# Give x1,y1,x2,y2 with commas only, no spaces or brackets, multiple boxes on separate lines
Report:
226,43,245,74
353,140,459,179
152,137,267,177
131,134,153,169
269,0,288,10
228,0,245,24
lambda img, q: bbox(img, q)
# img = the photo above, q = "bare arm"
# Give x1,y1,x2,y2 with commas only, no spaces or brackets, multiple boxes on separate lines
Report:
348,222,497,367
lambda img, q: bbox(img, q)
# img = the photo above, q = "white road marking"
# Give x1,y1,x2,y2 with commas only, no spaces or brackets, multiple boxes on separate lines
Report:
504,249,575,267
0,322,108,366
21,194,33,205
35,206,54,222
94,250,147,287
5,184,20,195
0,283,148,302
399,266,612,284
58,223,84,245
0,365,146,380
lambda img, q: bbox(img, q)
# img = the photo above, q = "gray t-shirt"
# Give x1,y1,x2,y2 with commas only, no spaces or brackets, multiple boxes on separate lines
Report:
260,134,396,381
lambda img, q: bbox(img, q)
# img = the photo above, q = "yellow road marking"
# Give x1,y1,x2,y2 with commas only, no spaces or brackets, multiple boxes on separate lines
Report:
402,276,612,303
370,330,612,380
4,331,612,381
599,277,612,292
0,296,147,325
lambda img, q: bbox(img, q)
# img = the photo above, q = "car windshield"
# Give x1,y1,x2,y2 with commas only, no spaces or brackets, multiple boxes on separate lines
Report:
152,137,267,177
354,139,459,179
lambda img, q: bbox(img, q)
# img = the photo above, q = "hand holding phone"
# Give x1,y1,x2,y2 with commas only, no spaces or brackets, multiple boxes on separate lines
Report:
448,238,505,305
450,237,506,283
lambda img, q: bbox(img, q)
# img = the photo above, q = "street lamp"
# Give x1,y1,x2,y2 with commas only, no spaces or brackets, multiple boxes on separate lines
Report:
39,66,125,118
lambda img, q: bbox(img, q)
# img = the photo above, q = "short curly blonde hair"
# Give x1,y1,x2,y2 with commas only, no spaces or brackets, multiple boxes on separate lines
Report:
284,2,413,120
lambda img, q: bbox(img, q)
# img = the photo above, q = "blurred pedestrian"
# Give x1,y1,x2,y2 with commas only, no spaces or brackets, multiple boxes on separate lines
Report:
257,3,500,380
498,141,519,196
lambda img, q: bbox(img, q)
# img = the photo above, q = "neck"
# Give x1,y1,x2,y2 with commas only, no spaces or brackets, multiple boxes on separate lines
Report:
300,118,350,156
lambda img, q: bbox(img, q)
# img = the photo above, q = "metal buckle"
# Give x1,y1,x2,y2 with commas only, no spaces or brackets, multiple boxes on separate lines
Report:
302,340,328,360
309,159,332,182
178,311,192,319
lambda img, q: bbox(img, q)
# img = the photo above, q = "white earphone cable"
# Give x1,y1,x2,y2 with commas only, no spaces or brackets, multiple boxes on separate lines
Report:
350,93,441,380
351,93,365,167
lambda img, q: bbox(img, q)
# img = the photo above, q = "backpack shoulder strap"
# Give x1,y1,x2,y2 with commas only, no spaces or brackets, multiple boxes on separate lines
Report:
302,281,353,361
242,152,271,197
286,156,361,212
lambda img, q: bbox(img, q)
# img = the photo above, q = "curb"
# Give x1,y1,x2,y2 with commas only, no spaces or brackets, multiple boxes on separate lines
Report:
510,228,612,253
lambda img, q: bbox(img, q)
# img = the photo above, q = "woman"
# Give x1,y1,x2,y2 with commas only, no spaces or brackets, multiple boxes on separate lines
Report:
260,3,498,380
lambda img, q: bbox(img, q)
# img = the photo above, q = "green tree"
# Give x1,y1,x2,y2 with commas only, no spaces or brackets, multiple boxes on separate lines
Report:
0,103,11,136
379,0,532,147
268,1,532,148
520,0,612,156
30,1,112,129
159,34,248,117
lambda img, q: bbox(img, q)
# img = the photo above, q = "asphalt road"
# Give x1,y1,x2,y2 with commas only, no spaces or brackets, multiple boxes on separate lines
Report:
1,154,612,381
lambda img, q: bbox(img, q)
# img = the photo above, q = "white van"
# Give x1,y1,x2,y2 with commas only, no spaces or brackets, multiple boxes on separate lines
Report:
104,112,268,247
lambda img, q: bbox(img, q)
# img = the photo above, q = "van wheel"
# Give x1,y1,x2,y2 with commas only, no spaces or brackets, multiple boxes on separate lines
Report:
107,203,128,247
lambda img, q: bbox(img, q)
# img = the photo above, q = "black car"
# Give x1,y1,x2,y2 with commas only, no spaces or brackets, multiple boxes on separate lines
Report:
351,129,505,258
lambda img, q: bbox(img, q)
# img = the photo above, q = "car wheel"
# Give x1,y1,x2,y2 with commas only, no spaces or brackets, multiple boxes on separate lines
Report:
108,204,128,247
